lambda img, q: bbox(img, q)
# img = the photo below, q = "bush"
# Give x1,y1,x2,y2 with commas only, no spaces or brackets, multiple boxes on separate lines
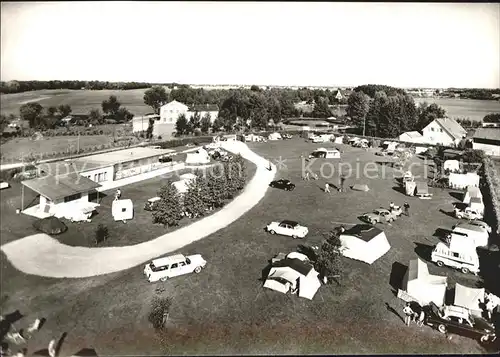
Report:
94,224,109,245
148,296,172,330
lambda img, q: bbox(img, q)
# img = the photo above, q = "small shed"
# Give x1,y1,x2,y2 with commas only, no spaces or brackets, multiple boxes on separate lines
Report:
339,225,391,264
454,283,485,317
112,199,134,222
401,258,447,306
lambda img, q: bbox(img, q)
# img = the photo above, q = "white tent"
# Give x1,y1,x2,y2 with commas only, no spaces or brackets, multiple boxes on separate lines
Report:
268,132,282,141
405,181,416,196
0,182,9,190
111,199,133,222
444,160,460,173
179,173,197,181
334,136,343,144
352,184,369,192
463,186,483,204
311,148,341,159
264,258,321,300
449,172,480,190
339,225,391,264
172,176,196,195
454,283,485,317
185,148,210,165
402,258,447,306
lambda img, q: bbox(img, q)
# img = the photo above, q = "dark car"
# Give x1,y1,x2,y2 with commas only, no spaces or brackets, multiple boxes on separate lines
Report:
159,155,172,163
423,302,496,343
269,179,295,191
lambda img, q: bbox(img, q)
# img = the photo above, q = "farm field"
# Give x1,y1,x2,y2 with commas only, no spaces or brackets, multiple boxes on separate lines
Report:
414,98,500,122
0,89,155,116
0,138,497,355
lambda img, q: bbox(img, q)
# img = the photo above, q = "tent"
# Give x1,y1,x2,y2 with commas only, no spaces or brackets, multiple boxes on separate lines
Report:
32,216,68,235
310,148,341,159
415,182,432,198
463,186,482,205
185,148,211,165
469,197,485,215
351,184,369,192
334,136,343,144
268,132,282,141
264,257,321,300
454,283,485,317
0,182,9,190
339,225,391,264
449,172,480,190
401,258,447,306
112,199,134,222
444,160,460,173
179,173,197,181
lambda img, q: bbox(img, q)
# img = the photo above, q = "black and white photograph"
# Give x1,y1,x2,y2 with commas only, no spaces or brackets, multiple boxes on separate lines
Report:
0,2,499,355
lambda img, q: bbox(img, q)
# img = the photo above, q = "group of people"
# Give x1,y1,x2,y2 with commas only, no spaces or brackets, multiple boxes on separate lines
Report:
389,201,411,216
403,301,425,327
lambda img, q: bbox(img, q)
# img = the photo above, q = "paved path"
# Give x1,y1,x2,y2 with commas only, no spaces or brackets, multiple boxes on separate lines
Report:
1,141,276,278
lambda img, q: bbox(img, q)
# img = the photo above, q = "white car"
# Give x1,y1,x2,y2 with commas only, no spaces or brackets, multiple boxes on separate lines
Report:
455,207,483,220
266,220,309,239
453,221,491,234
144,254,207,282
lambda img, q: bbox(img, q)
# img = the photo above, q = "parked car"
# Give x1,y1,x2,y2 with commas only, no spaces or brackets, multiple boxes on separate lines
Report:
282,134,293,139
269,179,296,191
144,197,161,211
159,155,172,163
423,302,496,343
431,241,480,274
186,143,195,147
362,208,400,224
455,206,483,220
266,220,308,239
465,220,492,233
144,254,207,282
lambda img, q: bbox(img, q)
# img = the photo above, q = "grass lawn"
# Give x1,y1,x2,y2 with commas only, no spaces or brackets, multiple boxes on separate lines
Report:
0,138,495,355
0,89,153,117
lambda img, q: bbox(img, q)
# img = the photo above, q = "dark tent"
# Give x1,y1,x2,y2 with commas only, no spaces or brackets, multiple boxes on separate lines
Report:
33,217,68,235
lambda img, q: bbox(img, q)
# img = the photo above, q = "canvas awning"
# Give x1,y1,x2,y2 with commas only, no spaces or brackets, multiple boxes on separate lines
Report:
454,283,484,314
263,278,291,294
22,173,102,201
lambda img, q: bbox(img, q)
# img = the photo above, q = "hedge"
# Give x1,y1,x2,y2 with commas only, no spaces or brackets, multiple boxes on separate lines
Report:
482,158,500,236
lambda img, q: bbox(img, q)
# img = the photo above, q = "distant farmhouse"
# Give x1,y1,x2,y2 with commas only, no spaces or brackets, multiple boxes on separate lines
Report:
399,118,467,148
132,100,219,138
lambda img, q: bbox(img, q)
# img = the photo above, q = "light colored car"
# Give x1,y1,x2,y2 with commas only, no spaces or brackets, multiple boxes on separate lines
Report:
363,208,400,224
266,220,308,239
455,207,483,220
144,254,207,282
453,221,491,234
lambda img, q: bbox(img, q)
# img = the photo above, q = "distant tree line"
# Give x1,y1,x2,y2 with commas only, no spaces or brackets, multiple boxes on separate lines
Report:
443,88,500,101
0,80,183,94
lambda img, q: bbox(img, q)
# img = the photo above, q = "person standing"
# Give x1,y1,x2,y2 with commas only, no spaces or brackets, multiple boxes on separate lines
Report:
339,175,346,192
403,302,414,326
325,183,331,193
389,201,395,212
404,202,410,216
304,172,310,181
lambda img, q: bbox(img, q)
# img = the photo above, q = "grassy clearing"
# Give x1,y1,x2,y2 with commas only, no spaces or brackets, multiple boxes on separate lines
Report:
0,89,152,116
0,138,492,355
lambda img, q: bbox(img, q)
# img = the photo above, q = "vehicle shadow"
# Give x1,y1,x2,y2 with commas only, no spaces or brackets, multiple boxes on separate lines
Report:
414,242,434,262
392,186,407,195
439,208,457,219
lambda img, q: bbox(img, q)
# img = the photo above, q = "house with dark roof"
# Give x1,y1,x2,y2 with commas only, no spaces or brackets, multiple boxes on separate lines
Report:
421,117,467,147
472,128,500,156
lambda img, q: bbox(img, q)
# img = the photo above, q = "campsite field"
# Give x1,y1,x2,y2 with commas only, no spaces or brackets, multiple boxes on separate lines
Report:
0,138,494,355
414,98,500,122
0,89,154,116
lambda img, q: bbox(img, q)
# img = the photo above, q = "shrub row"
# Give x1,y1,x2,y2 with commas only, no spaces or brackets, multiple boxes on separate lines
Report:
483,158,500,235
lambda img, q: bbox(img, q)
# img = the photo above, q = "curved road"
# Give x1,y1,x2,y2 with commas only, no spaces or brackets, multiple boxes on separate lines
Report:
1,141,276,278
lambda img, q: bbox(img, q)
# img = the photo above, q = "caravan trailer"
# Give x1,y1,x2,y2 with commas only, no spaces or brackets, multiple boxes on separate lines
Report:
431,238,480,275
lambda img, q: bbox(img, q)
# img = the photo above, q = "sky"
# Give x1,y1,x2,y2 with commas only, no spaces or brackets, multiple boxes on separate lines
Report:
1,2,499,89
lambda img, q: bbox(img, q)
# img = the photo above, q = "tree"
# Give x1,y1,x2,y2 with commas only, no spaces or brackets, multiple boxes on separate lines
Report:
483,113,500,123
189,111,202,132
46,106,58,117
211,116,225,132
200,113,211,134
144,86,169,114
183,175,207,218
314,229,344,284
58,104,72,118
94,224,109,245
153,182,183,227
20,102,44,128
175,113,189,136
231,154,247,190
416,102,446,130
364,91,387,137
0,114,10,133
88,108,103,124
206,163,227,209
114,107,134,122
250,85,261,92
346,91,370,133
101,95,121,117
312,97,332,118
